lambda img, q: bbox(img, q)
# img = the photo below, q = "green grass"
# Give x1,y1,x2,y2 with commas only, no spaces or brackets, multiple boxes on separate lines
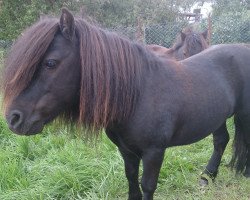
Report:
0,116,249,200
0,118,125,200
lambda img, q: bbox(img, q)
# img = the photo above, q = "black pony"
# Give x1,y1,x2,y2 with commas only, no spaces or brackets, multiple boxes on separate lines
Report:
3,8,250,200
147,27,209,60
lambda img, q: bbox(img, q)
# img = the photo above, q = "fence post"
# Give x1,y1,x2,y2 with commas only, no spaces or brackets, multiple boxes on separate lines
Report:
207,13,212,45
136,16,145,43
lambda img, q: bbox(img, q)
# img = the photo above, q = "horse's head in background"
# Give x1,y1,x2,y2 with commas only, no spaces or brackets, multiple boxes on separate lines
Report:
147,28,209,60
172,28,209,60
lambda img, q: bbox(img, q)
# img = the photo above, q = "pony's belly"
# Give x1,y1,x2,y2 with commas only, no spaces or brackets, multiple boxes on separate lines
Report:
169,116,228,147
169,128,211,146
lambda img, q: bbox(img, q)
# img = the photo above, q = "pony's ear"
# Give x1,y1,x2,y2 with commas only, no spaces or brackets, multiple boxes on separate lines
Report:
60,8,75,41
201,29,208,39
180,31,186,41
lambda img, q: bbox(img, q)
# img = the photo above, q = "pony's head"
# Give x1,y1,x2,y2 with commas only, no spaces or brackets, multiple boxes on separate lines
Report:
172,28,209,60
3,9,81,135
3,8,144,135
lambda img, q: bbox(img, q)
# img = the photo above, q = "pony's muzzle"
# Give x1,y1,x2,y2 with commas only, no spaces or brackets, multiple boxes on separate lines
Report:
8,110,23,131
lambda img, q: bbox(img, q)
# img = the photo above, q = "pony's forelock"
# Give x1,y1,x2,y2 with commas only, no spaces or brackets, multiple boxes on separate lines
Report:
3,19,59,113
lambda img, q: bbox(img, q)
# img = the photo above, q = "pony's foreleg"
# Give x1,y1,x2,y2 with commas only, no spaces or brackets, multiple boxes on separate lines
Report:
141,148,165,200
200,122,229,185
105,129,142,200
119,148,142,200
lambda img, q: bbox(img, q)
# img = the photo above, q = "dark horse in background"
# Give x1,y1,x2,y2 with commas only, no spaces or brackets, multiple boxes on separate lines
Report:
147,27,209,60
3,8,250,200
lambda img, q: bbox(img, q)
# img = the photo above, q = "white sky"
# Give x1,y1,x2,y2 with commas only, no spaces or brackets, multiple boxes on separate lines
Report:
192,2,213,18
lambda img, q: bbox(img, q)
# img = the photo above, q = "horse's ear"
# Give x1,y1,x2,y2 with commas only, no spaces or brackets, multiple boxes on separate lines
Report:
180,31,186,41
60,8,75,41
201,29,208,39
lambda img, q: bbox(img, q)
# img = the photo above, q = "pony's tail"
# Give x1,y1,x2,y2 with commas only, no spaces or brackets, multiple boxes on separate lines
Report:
229,116,248,173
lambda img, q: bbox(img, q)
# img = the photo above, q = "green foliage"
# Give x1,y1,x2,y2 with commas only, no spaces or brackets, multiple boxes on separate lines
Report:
0,0,193,41
0,0,40,40
211,10,250,44
212,0,249,17
144,22,188,47
0,0,249,44
210,0,250,44
0,0,82,40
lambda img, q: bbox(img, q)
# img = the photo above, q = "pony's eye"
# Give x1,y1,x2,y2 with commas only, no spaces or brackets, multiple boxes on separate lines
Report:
45,59,57,69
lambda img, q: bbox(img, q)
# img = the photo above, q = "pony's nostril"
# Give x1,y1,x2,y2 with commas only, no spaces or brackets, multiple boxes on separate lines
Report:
9,110,23,129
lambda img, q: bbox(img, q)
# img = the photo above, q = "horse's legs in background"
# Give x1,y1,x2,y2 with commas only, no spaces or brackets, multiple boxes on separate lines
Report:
141,148,165,200
243,117,250,177
244,142,250,177
200,122,229,185
240,116,250,178
233,114,250,178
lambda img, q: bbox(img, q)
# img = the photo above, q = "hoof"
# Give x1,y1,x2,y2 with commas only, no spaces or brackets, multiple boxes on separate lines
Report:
199,172,214,187
199,177,209,187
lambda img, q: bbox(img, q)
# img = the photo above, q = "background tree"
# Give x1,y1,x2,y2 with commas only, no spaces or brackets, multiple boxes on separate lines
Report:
0,0,202,41
210,0,250,43
0,0,249,44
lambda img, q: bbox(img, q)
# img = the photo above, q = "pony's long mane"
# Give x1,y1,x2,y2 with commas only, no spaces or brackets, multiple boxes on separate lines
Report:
3,16,157,131
75,19,150,129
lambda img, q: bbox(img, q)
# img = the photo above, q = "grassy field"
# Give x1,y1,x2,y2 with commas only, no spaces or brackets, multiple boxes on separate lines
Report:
0,51,249,199
0,116,250,200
